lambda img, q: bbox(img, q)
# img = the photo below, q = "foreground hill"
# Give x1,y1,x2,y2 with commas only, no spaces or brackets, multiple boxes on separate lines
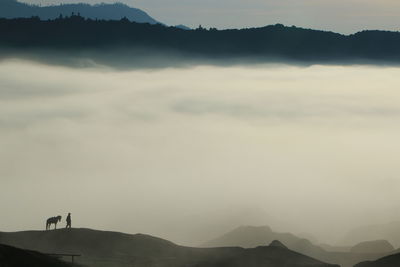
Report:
0,228,191,267
203,226,393,267
0,243,71,267
0,16,400,66
0,0,159,24
0,228,338,267
354,253,400,267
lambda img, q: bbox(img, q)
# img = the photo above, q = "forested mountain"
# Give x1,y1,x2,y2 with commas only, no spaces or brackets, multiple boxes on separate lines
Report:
1,15,400,66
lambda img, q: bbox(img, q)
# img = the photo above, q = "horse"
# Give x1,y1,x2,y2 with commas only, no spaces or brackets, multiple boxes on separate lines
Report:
46,216,62,230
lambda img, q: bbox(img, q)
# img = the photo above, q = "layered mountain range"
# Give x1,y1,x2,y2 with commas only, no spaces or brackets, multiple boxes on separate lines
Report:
202,225,397,267
0,228,338,267
1,227,399,267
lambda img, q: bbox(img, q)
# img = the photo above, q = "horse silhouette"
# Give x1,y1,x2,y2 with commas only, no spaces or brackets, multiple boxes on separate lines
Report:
46,216,62,230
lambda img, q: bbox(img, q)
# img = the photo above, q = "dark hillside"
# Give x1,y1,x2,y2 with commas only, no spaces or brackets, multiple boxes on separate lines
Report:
0,243,72,267
195,245,339,267
355,253,400,267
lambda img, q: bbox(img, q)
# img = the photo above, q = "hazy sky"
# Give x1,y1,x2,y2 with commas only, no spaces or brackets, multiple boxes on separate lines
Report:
21,0,400,33
1,60,400,246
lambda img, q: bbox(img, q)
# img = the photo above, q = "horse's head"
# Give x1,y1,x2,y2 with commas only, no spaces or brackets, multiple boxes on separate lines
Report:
57,216,62,222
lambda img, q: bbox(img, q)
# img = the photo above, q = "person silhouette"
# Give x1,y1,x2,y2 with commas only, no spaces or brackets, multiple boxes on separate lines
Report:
66,213,72,228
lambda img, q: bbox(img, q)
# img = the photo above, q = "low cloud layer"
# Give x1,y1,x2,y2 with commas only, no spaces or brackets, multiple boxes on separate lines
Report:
1,60,400,246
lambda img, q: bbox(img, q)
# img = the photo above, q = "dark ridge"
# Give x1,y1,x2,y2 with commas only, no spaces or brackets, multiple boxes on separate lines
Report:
0,16,400,67
194,246,339,267
354,253,400,267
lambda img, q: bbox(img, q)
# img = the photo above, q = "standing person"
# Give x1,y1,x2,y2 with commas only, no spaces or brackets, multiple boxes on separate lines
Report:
66,213,72,228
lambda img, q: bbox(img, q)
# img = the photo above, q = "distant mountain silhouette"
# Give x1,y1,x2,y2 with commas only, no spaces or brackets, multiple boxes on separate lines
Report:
319,243,351,253
203,226,393,267
194,245,339,267
0,0,159,24
202,225,326,255
351,240,395,254
1,17,400,66
343,222,400,248
355,253,400,267
0,243,71,267
0,228,338,267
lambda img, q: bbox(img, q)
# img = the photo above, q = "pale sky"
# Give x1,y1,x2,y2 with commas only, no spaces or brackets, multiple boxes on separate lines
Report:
21,0,400,33
1,60,400,246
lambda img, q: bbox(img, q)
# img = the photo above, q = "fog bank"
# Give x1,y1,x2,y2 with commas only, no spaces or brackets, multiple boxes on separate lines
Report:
1,60,400,246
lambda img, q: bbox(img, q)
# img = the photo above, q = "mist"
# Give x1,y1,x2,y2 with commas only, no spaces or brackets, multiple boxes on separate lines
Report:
1,60,400,247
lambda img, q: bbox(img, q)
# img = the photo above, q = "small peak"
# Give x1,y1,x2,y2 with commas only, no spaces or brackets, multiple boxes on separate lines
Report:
269,240,288,249
237,225,272,231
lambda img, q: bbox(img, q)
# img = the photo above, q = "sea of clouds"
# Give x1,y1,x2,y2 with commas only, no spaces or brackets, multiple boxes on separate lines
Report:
1,60,400,245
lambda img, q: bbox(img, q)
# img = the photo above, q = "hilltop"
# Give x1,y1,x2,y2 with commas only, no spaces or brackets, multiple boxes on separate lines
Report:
0,228,183,266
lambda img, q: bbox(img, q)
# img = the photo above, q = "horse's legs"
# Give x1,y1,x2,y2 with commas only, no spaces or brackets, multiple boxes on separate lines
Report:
54,222,57,230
